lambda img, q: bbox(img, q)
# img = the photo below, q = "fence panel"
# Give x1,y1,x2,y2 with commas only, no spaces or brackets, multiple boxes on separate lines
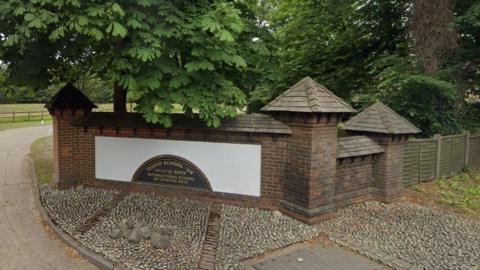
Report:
469,135,480,169
403,141,421,186
403,138,437,186
439,134,467,177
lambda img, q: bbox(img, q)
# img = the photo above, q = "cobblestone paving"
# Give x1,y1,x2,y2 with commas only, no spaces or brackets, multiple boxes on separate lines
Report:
316,201,480,270
42,188,321,270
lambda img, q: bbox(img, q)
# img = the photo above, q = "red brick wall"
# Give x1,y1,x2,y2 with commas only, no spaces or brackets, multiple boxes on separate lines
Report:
59,123,287,208
335,156,375,208
275,113,339,221
371,136,407,202
52,110,410,223
53,110,89,186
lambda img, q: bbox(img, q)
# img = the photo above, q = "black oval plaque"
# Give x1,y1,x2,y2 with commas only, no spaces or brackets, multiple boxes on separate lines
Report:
132,155,212,192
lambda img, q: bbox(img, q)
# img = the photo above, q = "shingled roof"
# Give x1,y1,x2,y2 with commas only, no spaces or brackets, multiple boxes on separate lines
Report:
260,77,355,113
337,136,384,159
344,101,421,135
45,83,97,113
73,112,292,135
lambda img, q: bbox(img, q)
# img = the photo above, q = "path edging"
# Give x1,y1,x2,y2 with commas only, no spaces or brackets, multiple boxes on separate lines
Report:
29,157,117,270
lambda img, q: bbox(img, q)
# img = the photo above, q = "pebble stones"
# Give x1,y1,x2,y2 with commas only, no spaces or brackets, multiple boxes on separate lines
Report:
74,192,210,270
42,187,322,270
317,201,480,270
216,205,320,270
40,185,118,234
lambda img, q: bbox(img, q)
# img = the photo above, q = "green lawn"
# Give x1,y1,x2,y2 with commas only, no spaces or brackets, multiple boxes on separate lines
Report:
412,171,480,218
0,103,131,113
31,136,54,184
0,119,52,131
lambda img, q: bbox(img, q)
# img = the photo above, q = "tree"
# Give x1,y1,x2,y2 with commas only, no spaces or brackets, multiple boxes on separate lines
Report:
269,0,410,99
0,0,268,127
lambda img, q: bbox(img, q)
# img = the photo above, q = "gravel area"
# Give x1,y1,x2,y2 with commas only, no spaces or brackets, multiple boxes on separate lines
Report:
41,187,320,270
41,185,119,234
217,205,320,270
76,193,210,270
316,201,480,270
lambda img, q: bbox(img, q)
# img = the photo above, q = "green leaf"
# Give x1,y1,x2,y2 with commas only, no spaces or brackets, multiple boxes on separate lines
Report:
13,7,26,16
48,27,65,41
88,28,104,41
127,18,143,29
111,3,125,17
28,17,45,29
218,30,234,42
106,21,128,37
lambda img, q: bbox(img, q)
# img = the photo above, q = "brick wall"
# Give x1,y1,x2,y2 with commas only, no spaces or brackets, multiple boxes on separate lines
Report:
371,135,407,201
275,113,339,222
57,121,287,209
335,156,375,208
52,109,411,223
53,110,89,187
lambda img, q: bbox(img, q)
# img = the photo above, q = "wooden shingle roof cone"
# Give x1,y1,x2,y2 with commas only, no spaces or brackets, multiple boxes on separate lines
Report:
45,83,97,114
260,76,355,113
344,101,421,134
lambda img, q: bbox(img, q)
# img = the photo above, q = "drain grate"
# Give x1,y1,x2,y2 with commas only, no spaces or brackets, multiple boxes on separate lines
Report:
73,192,128,235
198,203,222,270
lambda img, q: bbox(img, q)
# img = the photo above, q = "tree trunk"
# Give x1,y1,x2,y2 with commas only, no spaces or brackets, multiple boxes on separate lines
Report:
113,82,127,113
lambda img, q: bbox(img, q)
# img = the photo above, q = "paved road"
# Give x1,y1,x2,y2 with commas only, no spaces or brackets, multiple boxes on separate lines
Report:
0,126,96,270
249,243,386,270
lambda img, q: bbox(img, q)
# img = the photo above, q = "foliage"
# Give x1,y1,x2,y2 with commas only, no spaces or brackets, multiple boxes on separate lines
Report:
415,171,480,218
270,0,410,99
0,0,268,127
266,0,480,136
382,74,460,136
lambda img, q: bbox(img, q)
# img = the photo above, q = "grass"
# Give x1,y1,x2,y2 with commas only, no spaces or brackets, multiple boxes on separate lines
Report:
0,103,118,113
0,119,52,131
410,171,480,219
31,136,54,184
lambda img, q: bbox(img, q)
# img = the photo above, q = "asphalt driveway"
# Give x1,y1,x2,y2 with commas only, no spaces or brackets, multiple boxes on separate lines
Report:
0,126,96,270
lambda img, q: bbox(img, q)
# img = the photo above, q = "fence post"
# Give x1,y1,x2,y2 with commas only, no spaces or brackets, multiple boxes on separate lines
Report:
12,112,15,121
28,111,30,121
434,134,442,179
465,131,470,168
41,111,44,120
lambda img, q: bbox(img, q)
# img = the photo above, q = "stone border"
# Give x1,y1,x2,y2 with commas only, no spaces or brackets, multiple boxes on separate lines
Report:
29,157,116,270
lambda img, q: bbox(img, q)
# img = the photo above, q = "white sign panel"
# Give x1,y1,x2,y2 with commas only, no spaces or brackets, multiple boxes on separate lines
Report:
95,136,262,197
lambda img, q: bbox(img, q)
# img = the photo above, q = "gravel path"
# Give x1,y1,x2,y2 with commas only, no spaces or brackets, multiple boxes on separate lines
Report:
316,201,480,270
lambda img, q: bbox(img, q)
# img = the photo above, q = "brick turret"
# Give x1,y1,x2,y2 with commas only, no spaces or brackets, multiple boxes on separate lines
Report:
344,101,421,202
261,77,355,223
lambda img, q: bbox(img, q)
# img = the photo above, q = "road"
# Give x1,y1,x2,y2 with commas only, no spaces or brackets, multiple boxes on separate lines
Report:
0,126,96,270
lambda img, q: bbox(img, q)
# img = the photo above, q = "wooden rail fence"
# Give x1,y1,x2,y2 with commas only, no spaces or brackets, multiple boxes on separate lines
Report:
0,110,50,122
403,132,480,186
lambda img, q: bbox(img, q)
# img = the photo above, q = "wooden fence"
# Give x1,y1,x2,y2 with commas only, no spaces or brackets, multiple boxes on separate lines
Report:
403,132,480,186
0,111,50,122
0,104,135,123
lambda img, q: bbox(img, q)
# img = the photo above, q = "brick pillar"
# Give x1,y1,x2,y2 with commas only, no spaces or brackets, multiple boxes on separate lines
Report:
51,110,89,188
278,113,341,223
368,134,409,202
46,83,97,188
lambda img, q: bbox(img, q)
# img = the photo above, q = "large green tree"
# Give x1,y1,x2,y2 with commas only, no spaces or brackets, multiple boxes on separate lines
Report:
0,0,268,127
